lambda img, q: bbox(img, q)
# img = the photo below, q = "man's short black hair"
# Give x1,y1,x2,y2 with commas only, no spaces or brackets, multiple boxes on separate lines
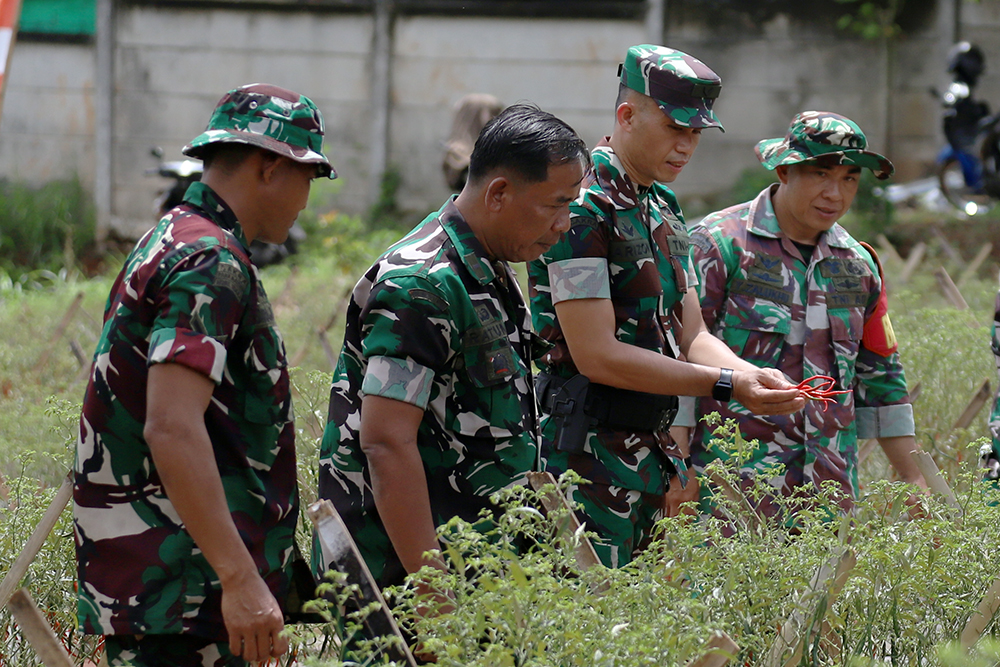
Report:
467,103,589,185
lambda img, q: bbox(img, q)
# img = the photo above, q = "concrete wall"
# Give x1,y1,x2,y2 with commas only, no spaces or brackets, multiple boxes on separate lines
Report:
0,0,974,238
0,40,95,184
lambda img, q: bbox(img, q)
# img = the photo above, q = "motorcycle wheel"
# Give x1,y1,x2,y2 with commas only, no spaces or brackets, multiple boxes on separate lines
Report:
937,157,993,215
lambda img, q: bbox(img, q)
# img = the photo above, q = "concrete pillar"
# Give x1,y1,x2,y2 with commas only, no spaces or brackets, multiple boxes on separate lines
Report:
369,0,394,209
646,0,665,44
95,0,114,251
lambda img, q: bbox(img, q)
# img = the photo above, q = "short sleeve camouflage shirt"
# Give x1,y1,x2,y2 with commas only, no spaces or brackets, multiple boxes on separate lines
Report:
687,185,913,504
528,139,692,495
74,182,298,640
317,198,542,588
989,292,1000,454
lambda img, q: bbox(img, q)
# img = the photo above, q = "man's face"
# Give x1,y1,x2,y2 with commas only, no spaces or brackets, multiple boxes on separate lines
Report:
258,158,318,244
488,159,586,263
775,160,861,244
625,101,702,186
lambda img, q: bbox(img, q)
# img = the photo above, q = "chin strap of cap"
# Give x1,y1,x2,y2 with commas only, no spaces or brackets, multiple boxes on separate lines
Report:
858,241,898,357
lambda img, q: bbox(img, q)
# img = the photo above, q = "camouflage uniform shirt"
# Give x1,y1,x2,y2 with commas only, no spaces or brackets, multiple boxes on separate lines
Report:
74,182,298,640
683,184,913,504
317,198,541,588
528,138,692,495
988,292,1000,455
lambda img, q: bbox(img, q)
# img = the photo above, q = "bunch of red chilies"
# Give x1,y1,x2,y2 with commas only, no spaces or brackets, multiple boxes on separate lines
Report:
796,375,851,412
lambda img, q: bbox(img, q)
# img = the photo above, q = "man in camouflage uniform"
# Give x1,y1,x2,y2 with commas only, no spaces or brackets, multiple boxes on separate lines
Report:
316,103,588,590
679,111,926,524
984,296,1000,481
528,45,803,568
74,84,334,667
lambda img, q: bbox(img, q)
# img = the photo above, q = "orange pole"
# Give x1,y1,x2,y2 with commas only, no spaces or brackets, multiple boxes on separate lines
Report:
0,0,24,128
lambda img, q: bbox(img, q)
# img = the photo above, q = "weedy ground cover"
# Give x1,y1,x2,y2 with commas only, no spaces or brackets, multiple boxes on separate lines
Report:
3,198,1000,664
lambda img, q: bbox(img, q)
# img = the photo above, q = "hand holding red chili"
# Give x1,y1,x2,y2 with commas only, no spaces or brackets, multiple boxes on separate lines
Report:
796,375,851,412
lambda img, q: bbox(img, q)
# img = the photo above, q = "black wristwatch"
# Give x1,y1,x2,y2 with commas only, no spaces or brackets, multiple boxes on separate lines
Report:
712,368,734,402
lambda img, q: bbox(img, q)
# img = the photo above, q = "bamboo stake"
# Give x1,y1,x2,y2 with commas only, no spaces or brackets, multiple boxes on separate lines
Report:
875,234,903,266
0,472,73,608
526,471,602,572
898,241,926,285
951,379,991,432
958,242,993,288
31,291,84,375
932,226,964,267
962,577,1000,648
764,548,857,667
308,500,418,667
273,265,299,311
7,589,75,667
707,469,763,536
910,451,959,509
685,631,740,667
934,266,970,310
289,284,353,369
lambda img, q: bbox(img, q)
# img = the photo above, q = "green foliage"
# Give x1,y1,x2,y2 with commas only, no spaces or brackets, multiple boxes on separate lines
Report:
835,0,905,40
0,178,96,280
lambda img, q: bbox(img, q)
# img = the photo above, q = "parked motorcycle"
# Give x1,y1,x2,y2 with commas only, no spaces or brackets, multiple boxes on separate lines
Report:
147,147,305,267
934,42,1000,215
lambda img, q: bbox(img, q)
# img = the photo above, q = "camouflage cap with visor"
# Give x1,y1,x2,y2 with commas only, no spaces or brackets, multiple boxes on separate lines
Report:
755,111,894,180
184,83,336,179
619,44,724,131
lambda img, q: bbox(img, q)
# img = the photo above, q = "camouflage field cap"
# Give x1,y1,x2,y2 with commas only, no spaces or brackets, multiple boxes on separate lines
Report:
618,44,724,131
183,83,336,179
755,111,894,180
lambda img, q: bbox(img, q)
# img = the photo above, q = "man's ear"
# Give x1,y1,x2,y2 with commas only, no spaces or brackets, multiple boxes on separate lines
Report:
775,164,791,185
484,176,510,213
259,151,283,184
615,101,635,130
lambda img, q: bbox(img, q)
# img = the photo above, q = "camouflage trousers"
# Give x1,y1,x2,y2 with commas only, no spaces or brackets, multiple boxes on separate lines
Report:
104,635,244,667
560,479,665,568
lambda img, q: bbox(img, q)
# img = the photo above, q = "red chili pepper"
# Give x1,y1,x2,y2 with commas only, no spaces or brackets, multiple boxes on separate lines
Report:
795,375,851,412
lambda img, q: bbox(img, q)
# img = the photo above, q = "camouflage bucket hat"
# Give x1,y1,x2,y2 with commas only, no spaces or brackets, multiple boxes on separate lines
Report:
755,111,894,180
619,44,724,131
183,83,336,179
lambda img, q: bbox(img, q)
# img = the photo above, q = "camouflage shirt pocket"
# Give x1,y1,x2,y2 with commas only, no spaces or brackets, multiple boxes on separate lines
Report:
721,292,791,367
828,307,864,389
462,337,523,388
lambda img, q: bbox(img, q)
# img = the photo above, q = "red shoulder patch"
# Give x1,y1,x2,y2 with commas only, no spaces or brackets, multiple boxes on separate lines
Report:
858,242,898,357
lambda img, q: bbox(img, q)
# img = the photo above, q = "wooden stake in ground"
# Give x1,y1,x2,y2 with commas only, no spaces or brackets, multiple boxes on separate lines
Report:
951,379,992,432
934,266,970,310
526,471,601,572
685,631,740,667
289,284,353,369
707,469,764,536
962,576,1000,648
308,500,418,667
910,450,959,509
764,548,857,667
898,241,926,285
32,291,85,376
0,472,73,608
958,242,993,289
7,589,75,667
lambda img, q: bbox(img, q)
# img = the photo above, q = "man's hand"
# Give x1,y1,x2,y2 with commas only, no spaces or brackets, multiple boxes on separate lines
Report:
732,367,805,415
221,569,288,661
664,468,700,518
